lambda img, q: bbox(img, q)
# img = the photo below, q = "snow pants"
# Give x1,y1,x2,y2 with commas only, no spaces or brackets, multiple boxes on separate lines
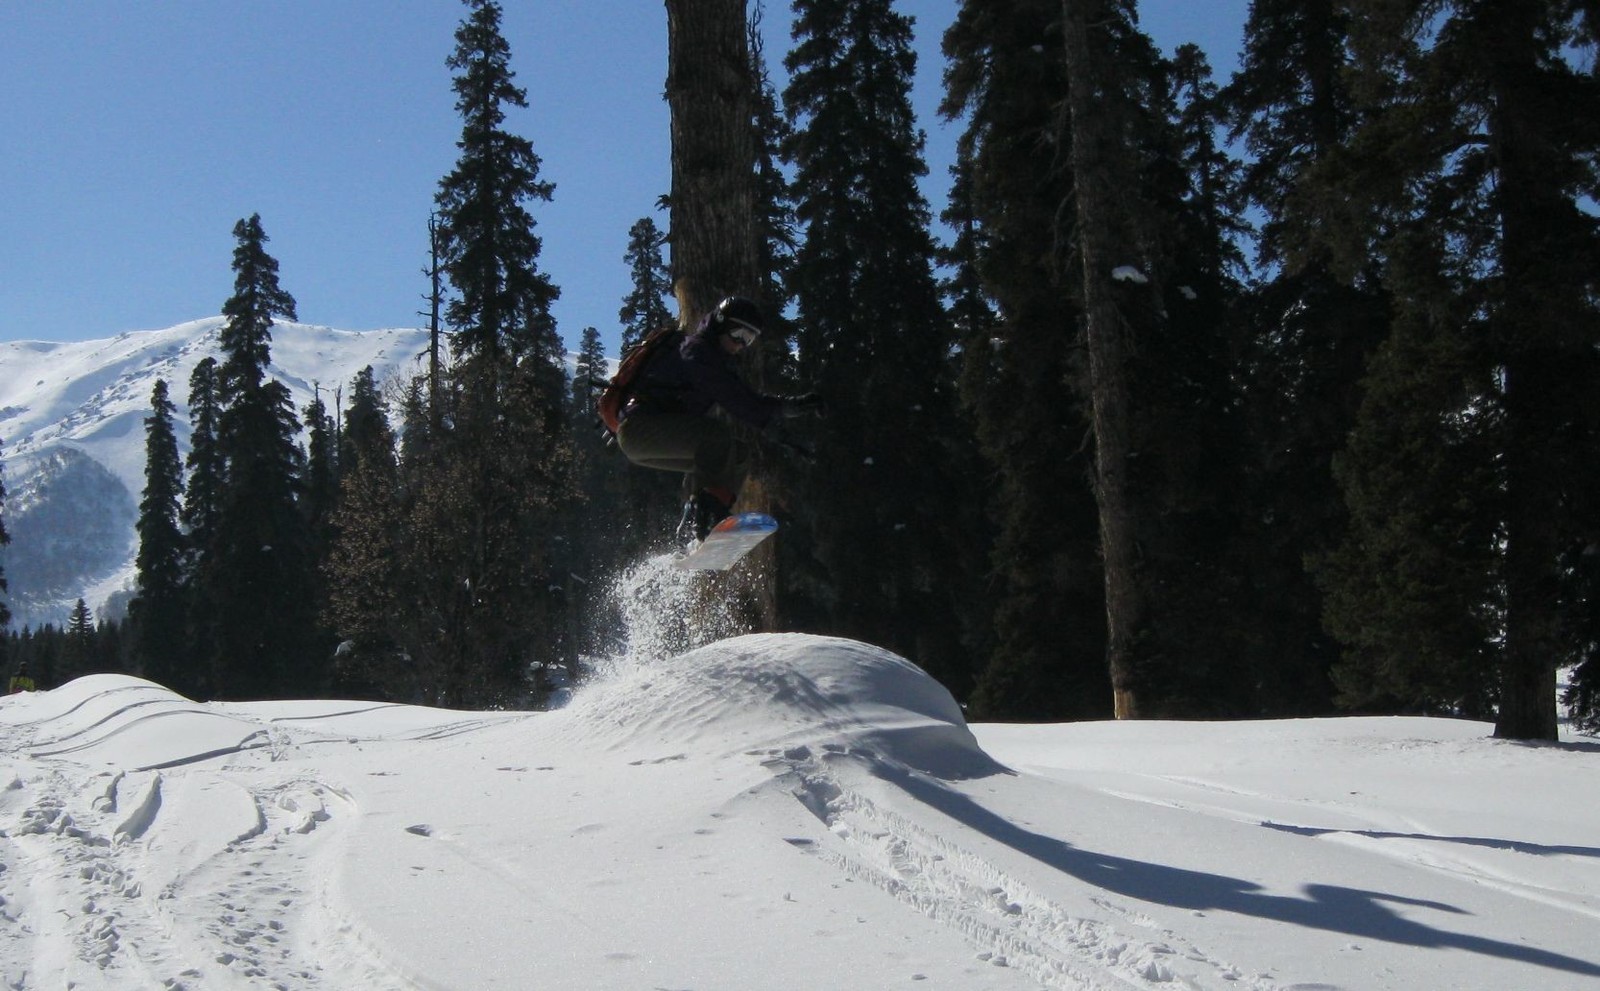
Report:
615,410,749,505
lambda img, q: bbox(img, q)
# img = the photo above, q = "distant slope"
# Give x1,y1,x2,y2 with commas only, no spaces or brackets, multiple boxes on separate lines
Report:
0,319,433,627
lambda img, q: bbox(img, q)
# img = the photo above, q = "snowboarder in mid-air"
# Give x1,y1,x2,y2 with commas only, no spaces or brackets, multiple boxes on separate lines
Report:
610,296,821,544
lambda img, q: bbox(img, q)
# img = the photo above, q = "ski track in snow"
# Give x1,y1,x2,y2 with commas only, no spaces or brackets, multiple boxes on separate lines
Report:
0,762,412,990
0,677,496,990
759,745,1283,991
1098,772,1600,929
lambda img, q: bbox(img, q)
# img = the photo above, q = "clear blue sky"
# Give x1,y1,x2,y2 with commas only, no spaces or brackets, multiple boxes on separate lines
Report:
1,1,1246,354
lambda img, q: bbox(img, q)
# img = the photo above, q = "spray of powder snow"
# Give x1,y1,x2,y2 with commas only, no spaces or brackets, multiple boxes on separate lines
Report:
586,551,752,678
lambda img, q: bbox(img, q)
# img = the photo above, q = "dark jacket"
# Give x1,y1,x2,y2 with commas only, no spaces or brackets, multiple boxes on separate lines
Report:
627,325,781,428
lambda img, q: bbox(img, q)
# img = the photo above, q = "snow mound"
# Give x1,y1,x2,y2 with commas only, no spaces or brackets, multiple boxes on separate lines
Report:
568,633,1003,778
0,674,271,771
0,674,527,773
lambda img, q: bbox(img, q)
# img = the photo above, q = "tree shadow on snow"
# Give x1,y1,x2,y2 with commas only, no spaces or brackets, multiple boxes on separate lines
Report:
869,761,1600,981
1260,820,1600,859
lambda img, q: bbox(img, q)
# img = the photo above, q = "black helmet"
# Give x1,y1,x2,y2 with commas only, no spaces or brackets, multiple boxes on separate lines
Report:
710,296,764,344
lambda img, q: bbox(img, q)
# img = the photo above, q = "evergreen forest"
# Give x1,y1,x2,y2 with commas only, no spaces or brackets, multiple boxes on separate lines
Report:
2,0,1596,742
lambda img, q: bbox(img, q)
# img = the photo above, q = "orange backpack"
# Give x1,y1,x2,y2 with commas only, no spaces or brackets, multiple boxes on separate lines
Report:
596,326,683,437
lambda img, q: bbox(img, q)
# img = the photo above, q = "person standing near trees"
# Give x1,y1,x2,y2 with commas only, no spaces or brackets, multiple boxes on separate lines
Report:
8,659,35,694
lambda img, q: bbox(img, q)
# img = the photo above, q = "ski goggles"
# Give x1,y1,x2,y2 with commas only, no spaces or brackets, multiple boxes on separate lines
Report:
726,319,761,347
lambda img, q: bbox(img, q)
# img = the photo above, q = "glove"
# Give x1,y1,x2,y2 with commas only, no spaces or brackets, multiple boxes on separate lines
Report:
782,392,826,418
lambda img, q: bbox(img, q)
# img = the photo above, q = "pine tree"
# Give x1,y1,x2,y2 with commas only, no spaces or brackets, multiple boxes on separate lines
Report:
181,358,224,549
1317,0,1600,739
325,368,408,699
745,5,805,571
300,390,339,670
58,599,96,684
564,324,632,654
0,439,10,635
1320,258,1502,716
748,7,801,394
0,443,10,687
402,0,576,706
569,326,605,423
180,356,223,697
567,324,627,563
1116,42,1256,715
1222,0,1388,714
130,379,190,693
618,217,674,351
435,0,559,363
779,0,985,693
203,214,326,700
943,0,1251,717
941,0,1109,719
614,222,686,549
302,390,339,542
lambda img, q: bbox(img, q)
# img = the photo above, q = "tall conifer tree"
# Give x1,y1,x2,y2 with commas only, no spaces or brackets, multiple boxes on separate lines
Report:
131,379,189,693
619,217,674,351
325,368,408,699
1119,41,1255,715
781,0,984,692
0,444,10,674
664,0,782,634
1317,0,1600,739
407,0,575,706
302,392,338,540
57,599,97,684
941,0,1109,719
435,0,559,363
204,215,325,699
1056,0,1175,718
180,356,223,697
1222,0,1388,713
181,358,224,553
664,0,760,315
614,220,684,547
948,0,1248,717
749,9,801,395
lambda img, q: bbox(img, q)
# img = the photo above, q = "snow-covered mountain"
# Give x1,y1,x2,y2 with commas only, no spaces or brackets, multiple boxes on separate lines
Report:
0,319,434,628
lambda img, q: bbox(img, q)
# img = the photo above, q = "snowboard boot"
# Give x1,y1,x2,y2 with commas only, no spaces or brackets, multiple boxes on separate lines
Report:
676,488,733,546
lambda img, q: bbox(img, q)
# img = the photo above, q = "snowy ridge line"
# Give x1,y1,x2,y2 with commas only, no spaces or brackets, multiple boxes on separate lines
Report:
771,746,1284,991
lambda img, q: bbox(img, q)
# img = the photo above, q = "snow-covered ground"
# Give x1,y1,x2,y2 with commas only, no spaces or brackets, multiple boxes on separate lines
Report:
2,632,1596,990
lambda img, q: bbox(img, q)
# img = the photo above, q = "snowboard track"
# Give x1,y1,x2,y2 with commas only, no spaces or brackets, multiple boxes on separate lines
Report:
765,745,1286,991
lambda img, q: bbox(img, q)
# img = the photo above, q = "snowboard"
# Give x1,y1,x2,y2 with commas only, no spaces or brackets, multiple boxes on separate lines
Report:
676,512,779,571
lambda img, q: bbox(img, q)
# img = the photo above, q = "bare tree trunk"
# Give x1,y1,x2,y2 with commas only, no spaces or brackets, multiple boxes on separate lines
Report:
1490,4,1561,741
664,0,776,631
424,213,444,435
1061,0,1151,718
665,0,760,320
